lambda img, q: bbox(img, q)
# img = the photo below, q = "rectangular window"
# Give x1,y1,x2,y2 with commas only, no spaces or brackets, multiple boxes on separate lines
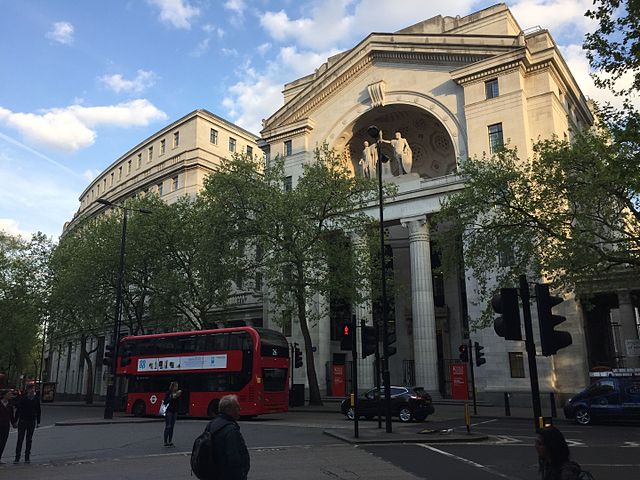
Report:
103,179,106,191
157,182,163,196
284,176,292,192
509,352,525,378
229,137,236,152
148,146,153,162
110,172,114,186
137,153,142,168
246,145,253,157
118,166,123,180
488,123,504,154
284,140,292,156
485,78,499,99
172,175,179,191
210,128,218,144
96,184,100,195
498,241,515,267
127,159,132,174
173,131,180,148
160,139,166,155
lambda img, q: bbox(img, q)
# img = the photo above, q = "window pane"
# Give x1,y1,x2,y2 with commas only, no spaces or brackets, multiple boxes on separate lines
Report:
488,123,504,154
485,79,499,99
509,352,525,378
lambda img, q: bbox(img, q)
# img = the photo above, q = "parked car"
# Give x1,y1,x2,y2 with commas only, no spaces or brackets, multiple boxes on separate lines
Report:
564,376,640,425
340,386,435,423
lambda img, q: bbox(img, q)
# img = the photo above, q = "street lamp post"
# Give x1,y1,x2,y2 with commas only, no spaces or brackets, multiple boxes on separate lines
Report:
96,198,151,419
367,125,393,433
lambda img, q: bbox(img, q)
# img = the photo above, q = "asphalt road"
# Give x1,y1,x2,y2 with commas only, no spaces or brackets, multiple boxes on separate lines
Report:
1,406,638,479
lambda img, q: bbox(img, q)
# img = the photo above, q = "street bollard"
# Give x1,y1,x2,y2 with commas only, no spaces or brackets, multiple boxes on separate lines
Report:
504,392,511,417
464,402,471,433
550,392,557,418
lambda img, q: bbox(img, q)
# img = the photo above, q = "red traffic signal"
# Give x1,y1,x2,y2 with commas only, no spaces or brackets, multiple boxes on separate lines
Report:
340,322,353,351
459,344,469,362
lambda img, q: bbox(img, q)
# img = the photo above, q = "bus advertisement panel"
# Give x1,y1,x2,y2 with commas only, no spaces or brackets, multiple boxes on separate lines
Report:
117,327,289,417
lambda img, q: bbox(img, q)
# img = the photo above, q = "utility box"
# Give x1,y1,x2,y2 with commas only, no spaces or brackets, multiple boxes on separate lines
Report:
289,384,305,407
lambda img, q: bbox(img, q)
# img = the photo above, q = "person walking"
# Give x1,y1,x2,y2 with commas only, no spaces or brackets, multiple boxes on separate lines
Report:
535,426,584,480
203,394,250,480
162,381,182,447
14,384,40,464
0,389,16,464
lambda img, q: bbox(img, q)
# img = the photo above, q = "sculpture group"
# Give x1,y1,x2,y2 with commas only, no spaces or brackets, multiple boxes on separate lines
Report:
359,131,413,178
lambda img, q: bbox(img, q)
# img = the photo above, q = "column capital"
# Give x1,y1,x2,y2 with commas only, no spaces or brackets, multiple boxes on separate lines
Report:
401,215,429,238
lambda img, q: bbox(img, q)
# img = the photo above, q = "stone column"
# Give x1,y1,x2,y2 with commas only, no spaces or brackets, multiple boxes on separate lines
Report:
401,215,439,395
618,291,640,368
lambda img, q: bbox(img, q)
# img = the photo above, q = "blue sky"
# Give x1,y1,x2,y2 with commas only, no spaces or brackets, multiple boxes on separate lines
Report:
0,0,632,240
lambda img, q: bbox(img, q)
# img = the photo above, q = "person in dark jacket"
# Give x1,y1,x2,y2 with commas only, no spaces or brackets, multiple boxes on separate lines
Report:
14,384,41,464
0,389,16,464
162,381,182,446
536,426,582,480
204,394,250,480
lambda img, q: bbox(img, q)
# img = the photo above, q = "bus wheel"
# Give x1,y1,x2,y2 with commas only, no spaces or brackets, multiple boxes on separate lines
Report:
207,400,220,418
132,400,146,417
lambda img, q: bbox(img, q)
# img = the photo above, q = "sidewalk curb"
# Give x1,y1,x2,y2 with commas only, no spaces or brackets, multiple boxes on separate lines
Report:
55,418,164,426
322,429,489,444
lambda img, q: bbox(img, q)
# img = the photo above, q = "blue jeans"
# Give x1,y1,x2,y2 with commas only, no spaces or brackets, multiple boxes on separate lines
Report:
163,411,177,444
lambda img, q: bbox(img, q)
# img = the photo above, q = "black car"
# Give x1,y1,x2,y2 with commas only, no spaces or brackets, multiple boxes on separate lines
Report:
340,386,435,423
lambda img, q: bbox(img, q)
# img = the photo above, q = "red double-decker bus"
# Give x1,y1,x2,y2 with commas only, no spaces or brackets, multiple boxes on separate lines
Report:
117,327,289,417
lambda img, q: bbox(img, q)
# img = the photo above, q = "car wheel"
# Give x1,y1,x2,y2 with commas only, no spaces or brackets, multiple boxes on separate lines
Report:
132,400,146,417
398,406,412,423
575,407,591,425
207,399,220,418
413,413,427,422
346,407,355,420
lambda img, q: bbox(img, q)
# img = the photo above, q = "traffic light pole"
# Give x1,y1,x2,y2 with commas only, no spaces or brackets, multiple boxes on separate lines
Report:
290,343,294,390
467,338,478,415
519,275,542,432
351,316,359,439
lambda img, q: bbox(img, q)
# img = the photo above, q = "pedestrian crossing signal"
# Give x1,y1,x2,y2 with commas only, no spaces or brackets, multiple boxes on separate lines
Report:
340,323,353,351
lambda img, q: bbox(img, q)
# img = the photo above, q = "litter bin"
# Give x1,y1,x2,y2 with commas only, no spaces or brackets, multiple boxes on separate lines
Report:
289,384,305,407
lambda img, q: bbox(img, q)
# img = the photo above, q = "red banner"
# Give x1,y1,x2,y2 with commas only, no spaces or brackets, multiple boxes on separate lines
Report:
450,363,469,400
332,364,346,397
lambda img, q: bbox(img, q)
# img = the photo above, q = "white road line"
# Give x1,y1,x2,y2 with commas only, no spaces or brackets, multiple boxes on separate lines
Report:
417,443,523,480
8,425,55,434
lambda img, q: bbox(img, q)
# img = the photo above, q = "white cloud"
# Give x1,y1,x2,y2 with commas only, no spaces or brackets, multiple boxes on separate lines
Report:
82,169,100,181
257,43,272,55
224,0,246,15
509,0,595,36
46,21,74,45
0,218,31,239
202,23,225,38
221,48,238,57
191,38,211,57
147,0,200,29
0,100,167,152
100,70,157,94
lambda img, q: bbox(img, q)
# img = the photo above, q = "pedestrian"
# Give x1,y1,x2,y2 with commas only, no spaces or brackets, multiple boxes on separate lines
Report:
203,394,250,480
162,381,182,446
0,389,16,464
536,426,583,480
14,384,40,464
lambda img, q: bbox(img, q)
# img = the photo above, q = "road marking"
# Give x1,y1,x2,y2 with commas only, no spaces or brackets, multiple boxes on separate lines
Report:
417,444,523,480
492,435,521,444
621,441,640,448
471,419,498,427
8,425,55,435
565,439,585,447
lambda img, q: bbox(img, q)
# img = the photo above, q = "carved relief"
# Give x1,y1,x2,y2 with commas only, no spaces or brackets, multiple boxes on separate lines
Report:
367,80,386,107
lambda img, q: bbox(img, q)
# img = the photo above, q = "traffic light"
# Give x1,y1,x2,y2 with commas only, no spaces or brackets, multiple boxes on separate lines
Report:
492,288,523,340
535,283,572,356
474,342,486,367
294,343,303,368
384,326,397,357
103,344,114,367
120,344,132,367
459,344,469,362
340,323,353,351
361,322,377,359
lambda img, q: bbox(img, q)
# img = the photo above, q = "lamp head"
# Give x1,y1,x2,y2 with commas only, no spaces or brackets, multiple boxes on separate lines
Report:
367,125,380,139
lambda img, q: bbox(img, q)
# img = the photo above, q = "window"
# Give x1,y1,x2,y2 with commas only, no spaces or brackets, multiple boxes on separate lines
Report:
172,175,179,191
229,137,236,152
210,128,218,144
488,123,504,154
127,159,132,174
173,131,180,147
284,140,292,156
284,176,292,192
498,241,515,267
485,79,499,99
96,184,100,195
110,172,114,186
246,146,253,157
118,166,123,180
160,139,166,155
157,182,163,196
103,179,106,191
137,153,142,168
509,352,525,378
148,146,153,162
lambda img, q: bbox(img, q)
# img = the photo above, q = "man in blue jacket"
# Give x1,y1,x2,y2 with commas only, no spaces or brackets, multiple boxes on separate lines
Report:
204,394,250,480
14,384,41,464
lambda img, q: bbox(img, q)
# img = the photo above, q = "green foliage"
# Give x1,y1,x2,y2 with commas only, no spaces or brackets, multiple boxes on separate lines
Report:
434,127,640,325
0,231,52,383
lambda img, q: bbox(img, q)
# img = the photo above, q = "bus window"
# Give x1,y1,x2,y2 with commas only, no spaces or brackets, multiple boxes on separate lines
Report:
156,337,179,355
229,331,252,351
263,368,287,391
177,335,198,353
256,328,289,357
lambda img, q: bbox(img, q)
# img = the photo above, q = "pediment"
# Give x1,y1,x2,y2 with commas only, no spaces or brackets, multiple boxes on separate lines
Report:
261,31,524,137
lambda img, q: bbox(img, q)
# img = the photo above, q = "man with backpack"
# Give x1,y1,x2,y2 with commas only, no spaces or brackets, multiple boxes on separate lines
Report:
191,394,250,480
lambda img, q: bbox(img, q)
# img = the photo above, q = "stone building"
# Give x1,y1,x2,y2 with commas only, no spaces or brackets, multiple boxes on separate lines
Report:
48,4,639,403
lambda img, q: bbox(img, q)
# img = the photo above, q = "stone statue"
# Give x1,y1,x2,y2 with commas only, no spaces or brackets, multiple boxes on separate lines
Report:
381,131,413,175
359,140,377,178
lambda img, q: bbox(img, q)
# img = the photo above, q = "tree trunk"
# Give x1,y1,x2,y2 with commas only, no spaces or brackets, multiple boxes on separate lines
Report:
79,335,95,404
295,265,322,405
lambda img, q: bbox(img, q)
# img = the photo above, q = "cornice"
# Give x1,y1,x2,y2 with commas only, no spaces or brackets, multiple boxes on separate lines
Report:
452,60,522,84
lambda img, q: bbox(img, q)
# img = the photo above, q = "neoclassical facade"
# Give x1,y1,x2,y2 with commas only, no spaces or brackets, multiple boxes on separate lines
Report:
49,4,639,403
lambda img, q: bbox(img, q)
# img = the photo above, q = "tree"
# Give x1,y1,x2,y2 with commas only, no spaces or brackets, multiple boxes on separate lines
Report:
202,147,381,405
0,231,52,385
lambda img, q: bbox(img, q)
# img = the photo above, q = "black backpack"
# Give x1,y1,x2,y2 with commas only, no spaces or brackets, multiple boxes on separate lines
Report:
190,422,230,479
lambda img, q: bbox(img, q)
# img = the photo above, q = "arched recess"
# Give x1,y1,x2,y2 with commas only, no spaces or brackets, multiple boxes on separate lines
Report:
325,93,467,179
